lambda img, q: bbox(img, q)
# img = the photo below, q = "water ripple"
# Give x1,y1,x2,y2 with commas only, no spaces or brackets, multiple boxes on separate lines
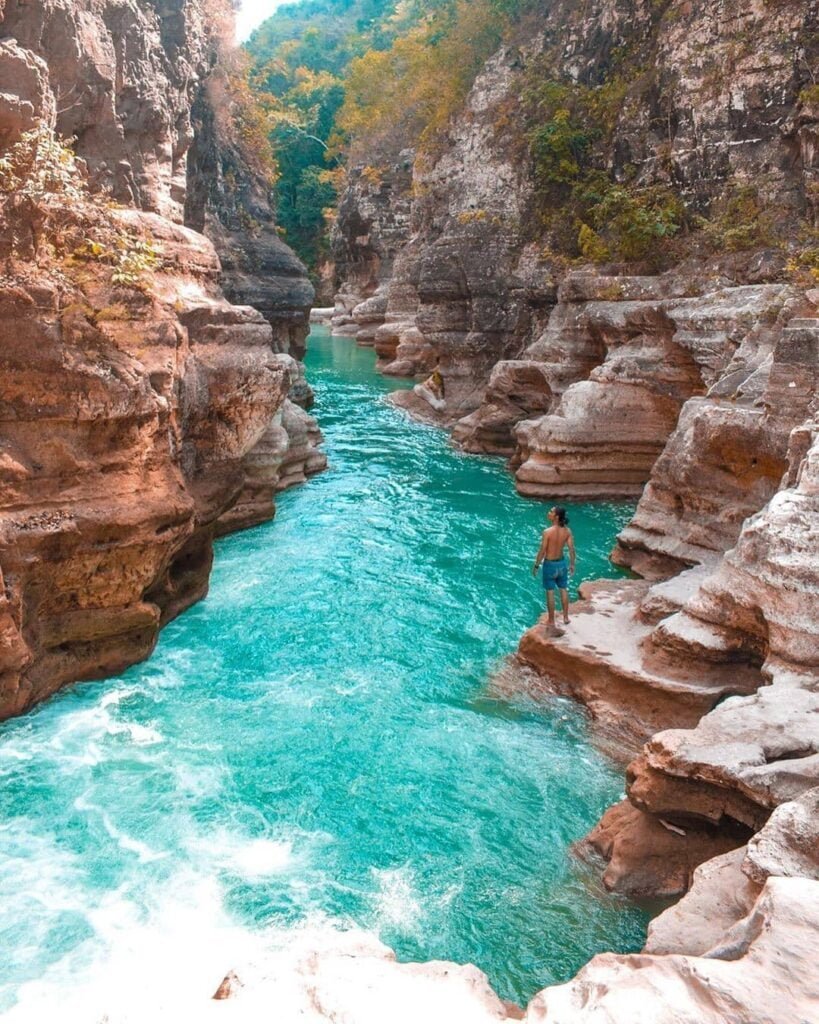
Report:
0,328,646,1014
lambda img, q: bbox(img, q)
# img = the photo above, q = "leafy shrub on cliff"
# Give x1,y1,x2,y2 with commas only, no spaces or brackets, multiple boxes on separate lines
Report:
0,122,85,201
0,121,92,263
786,243,819,284
697,184,773,253
528,109,594,190
0,121,162,289
110,238,162,287
579,184,683,262
521,70,664,260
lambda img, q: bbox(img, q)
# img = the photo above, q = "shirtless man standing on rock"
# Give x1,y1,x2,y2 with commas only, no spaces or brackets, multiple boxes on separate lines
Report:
532,506,576,636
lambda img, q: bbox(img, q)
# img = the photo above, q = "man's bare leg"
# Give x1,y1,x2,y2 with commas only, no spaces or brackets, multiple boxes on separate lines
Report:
545,591,564,635
559,587,570,624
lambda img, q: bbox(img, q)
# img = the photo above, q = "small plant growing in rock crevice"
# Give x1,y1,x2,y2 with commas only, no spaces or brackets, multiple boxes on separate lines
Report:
0,120,162,290
360,165,384,190
72,235,162,289
785,241,819,285
798,83,819,106
0,121,86,201
110,238,161,287
0,120,90,264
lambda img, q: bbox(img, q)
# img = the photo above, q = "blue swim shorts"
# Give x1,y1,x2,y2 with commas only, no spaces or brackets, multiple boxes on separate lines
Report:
542,557,568,591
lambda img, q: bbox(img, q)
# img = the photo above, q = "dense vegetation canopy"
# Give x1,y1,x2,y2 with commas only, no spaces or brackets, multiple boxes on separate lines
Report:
242,0,533,275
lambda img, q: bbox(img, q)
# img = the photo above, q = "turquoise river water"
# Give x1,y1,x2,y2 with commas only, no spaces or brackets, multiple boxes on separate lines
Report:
0,327,648,1016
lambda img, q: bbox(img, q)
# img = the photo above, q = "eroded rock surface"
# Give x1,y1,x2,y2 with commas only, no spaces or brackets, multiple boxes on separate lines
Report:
530,791,819,1020
528,877,819,1024
518,424,819,899
332,0,818,460
0,0,323,720
0,214,292,719
515,281,805,502
331,154,415,347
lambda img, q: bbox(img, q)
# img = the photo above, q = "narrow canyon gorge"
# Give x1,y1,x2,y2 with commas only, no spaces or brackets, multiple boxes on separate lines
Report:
1,0,818,1021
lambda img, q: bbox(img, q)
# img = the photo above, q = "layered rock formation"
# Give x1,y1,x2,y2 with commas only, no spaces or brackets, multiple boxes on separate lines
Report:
513,278,805,500
332,47,554,426
185,59,316,370
329,0,819,940
518,413,818,898
332,0,818,451
331,154,415,346
0,0,324,721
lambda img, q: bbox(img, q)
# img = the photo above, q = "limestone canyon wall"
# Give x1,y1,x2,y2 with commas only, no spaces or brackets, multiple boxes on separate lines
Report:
333,0,819,452
333,0,819,855
0,0,324,721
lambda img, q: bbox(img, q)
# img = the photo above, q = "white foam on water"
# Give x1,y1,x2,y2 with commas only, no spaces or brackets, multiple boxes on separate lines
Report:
3,868,375,1024
172,759,226,798
0,693,163,773
146,648,204,692
0,822,85,919
3,871,261,1023
186,828,295,880
73,793,169,864
99,685,139,709
124,721,164,745
233,838,293,877
370,866,423,935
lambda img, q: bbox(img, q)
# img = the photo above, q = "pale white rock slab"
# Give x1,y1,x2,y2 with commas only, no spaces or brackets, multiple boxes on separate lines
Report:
525,877,819,1024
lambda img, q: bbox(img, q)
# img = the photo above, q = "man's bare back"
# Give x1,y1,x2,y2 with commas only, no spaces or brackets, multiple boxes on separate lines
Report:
541,524,571,561
532,506,576,635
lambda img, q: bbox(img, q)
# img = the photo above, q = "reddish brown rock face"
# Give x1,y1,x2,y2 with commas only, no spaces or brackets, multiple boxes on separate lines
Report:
577,799,746,899
0,215,291,720
0,1,323,721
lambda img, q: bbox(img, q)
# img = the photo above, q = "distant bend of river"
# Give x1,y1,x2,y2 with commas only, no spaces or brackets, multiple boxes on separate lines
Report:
0,327,647,1016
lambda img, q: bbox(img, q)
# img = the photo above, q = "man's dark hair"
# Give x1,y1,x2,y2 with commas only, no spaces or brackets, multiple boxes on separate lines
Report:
553,506,569,527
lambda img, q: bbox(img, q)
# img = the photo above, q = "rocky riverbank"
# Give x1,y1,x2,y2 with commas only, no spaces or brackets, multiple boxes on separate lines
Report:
325,0,819,1017
0,0,325,720
67,789,818,1022
2,0,818,1019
